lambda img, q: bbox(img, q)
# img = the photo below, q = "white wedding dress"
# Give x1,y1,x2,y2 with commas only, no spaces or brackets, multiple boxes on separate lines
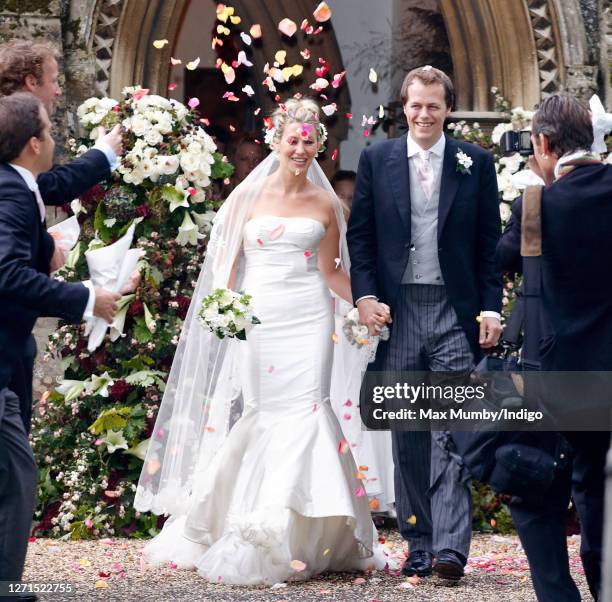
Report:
143,215,391,584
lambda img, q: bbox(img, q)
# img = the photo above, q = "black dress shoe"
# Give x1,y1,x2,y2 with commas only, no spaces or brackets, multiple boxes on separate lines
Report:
433,549,466,581
402,550,433,577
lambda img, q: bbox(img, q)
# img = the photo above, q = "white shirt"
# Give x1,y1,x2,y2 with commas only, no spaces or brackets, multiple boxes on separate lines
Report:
357,133,500,322
8,163,95,319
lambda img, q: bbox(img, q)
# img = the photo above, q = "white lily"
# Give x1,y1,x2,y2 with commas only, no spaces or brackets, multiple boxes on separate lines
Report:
103,429,129,454
176,211,204,246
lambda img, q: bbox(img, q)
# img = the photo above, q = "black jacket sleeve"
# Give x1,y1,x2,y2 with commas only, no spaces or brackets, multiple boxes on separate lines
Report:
37,148,110,206
0,186,88,321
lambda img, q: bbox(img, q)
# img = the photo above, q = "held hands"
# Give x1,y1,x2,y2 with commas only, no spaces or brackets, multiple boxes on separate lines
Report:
356,298,392,336
479,316,502,349
98,124,124,156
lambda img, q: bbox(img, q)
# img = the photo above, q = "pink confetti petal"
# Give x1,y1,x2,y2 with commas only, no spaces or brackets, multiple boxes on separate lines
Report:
187,97,200,109
278,18,297,38
290,559,307,571
269,224,285,240
344,399,352,407
355,486,366,497
267,365,275,373
304,250,312,258
354,577,366,585
313,2,332,22
256,238,264,246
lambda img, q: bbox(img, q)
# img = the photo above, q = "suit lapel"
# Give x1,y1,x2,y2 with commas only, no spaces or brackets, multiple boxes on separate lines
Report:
386,134,411,232
438,135,461,239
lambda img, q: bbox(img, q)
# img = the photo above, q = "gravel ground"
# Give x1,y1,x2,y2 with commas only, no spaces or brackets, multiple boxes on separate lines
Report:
23,529,591,602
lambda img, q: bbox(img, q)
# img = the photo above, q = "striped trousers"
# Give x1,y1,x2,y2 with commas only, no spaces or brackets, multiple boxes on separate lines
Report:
380,284,473,557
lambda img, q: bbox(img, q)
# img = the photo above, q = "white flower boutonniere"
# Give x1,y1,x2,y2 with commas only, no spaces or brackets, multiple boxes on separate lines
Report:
456,150,473,175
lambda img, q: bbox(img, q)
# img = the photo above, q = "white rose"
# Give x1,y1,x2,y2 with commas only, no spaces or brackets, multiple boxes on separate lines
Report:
218,289,234,308
499,152,522,175
499,202,512,223
156,154,180,175
491,122,513,145
180,152,201,173
144,128,163,147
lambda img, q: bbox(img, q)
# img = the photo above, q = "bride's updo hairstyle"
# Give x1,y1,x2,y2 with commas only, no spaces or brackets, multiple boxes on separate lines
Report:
266,97,327,152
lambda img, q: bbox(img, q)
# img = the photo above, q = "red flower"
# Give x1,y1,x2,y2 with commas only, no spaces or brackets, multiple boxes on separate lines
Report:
136,205,151,218
127,299,144,316
80,184,106,208
110,379,131,401
176,295,191,319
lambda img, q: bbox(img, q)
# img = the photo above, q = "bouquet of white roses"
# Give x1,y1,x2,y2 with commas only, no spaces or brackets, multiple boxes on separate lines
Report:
198,288,261,340
342,307,389,347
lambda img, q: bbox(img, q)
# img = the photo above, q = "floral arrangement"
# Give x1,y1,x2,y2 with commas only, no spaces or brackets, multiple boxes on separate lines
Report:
30,87,233,539
197,288,261,340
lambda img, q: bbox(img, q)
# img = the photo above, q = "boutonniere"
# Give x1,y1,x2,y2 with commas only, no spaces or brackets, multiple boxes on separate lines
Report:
456,150,473,175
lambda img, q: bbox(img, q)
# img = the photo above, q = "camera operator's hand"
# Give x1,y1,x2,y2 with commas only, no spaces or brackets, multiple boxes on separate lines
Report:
479,316,502,349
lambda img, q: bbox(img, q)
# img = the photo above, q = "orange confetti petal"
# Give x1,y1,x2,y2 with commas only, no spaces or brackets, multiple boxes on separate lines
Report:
290,559,307,571
369,498,380,511
146,459,161,475
313,2,332,22
331,332,339,343
359,465,369,471
250,24,262,38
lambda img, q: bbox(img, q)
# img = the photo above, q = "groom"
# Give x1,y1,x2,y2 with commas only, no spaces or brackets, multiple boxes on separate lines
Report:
347,66,502,580
0,92,120,590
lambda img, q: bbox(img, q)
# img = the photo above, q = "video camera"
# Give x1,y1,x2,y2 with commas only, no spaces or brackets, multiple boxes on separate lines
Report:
499,130,533,156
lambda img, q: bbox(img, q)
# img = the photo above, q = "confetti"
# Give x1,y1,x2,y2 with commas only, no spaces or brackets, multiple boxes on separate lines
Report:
216,4,234,22
313,1,332,22
274,50,287,65
332,332,339,343
186,57,200,70
301,48,311,60
407,514,417,525
267,365,275,373
270,224,285,240
290,559,307,571
205,425,215,432
94,580,108,589
310,78,329,91
271,582,287,589
304,250,312,258
222,92,239,102
230,15,241,25
332,148,338,161
221,63,236,84
323,548,330,556
240,32,252,45
369,68,378,83
369,498,380,511
146,459,161,475
282,64,304,80
356,471,365,480
344,399,353,406
278,18,297,38
354,577,366,585
407,575,420,586
187,97,200,109
355,486,366,497
321,103,337,116
153,39,168,49
167,83,177,91
217,24,230,36
343,413,351,420
338,439,350,454
250,24,262,38
256,238,264,246
359,465,369,471
346,112,353,119
237,51,253,67
79,558,91,568
379,104,385,118
132,88,149,101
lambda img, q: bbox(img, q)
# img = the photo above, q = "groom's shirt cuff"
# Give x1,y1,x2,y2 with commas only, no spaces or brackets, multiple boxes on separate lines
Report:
355,295,378,305
482,310,501,321
93,140,118,171
82,280,96,319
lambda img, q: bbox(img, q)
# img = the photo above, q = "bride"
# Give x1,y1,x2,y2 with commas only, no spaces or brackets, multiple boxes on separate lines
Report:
134,98,392,585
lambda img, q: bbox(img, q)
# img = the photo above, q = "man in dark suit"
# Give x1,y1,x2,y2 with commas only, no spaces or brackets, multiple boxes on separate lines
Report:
0,39,123,432
347,66,502,581
496,93,611,601
0,92,120,590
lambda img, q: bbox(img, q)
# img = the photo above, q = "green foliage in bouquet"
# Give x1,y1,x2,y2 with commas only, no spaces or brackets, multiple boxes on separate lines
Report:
30,86,233,539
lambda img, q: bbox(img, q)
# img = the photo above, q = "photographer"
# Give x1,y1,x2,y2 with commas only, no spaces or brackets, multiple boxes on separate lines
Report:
496,94,612,602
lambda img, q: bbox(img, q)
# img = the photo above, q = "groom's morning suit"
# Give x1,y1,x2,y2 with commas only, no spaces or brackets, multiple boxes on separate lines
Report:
0,163,92,583
348,133,501,560
10,147,111,434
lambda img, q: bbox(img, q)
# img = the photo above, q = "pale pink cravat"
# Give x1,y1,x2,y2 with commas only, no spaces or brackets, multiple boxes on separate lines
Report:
416,150,434,201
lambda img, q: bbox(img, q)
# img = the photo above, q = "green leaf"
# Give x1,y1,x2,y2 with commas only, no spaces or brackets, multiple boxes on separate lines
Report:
93,201,112,243
124,369,166,389
133,317,153,343
89,406,132,435
211,151,234,180
121,355,154,371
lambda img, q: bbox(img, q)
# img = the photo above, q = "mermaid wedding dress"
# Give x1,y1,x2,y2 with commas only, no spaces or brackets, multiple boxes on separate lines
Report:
143,215,391,584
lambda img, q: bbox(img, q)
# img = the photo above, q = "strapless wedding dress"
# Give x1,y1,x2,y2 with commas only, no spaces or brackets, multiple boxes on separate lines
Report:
143,216,392,584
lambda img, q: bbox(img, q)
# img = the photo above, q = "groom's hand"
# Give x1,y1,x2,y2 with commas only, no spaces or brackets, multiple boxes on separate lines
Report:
98,124,124,156
357,298,392,336
94,288,121,323
479,317,502,348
